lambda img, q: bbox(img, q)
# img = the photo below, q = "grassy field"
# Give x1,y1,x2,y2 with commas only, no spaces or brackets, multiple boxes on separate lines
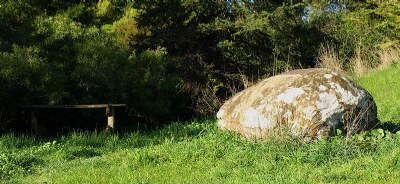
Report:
2,63,400,183
356,63,400,124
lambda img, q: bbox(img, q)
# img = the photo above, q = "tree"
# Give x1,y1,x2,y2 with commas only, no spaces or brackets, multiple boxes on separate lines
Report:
130,0,331,115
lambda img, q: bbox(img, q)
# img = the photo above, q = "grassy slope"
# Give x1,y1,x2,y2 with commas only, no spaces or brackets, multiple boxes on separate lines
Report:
356,63,400,123
2,63,400,183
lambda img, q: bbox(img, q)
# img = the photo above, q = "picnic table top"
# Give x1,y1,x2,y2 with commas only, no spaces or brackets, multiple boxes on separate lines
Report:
21,104,126,109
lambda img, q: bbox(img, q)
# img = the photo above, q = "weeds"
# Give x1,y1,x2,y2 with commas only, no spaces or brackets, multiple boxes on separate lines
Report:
343,102,378,141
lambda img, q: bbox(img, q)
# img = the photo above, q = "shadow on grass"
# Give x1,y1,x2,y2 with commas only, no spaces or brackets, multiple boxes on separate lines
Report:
55,147,103,161
376,121,400,132
70,149,101,159
0,152,43,180
130,121,215,147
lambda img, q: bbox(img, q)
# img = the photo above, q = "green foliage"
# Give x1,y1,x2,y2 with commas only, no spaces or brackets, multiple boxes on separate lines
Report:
0,0,37,50
101,7,139,49
312,1,400,69
72,32,130,103
122,48,185,122
131,0,341,115
0,4,184,127
0,46,49,127
128,1,238,114
202,2,326,77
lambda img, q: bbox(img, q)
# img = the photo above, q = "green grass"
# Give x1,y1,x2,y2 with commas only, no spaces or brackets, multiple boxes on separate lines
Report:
2,123,400,183
356,62,400,123
2,63,400,183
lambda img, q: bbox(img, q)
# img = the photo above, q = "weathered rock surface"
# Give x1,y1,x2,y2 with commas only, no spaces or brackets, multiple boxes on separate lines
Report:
217,68,378,140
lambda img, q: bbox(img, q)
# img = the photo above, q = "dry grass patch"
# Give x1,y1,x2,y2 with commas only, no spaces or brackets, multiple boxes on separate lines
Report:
377,46,400,70
316,44,400,75
316,44,343,73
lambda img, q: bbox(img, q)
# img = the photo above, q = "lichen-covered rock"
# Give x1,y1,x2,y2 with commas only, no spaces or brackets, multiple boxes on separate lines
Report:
217,68,378,140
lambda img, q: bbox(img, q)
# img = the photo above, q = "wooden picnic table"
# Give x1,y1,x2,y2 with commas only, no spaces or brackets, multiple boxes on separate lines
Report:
21,104,126,134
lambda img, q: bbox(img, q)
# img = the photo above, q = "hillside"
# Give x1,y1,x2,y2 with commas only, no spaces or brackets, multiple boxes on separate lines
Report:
2,63,400,183
357,63,400,124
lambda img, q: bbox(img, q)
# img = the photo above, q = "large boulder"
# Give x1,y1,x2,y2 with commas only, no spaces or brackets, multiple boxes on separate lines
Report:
217,68,378,140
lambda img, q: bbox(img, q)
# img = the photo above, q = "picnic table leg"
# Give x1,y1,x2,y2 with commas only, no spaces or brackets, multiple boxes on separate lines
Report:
106,106,115,131
31,110,39,135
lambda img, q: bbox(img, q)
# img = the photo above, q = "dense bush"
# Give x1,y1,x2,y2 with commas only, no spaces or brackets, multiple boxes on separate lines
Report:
312,1,400,71
0,0,399,130
0,1,185,129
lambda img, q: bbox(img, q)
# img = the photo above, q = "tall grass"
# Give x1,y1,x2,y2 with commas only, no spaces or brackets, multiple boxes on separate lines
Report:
317,44,400,75
351,47,370,75
316,44,343,72
377,46,400,70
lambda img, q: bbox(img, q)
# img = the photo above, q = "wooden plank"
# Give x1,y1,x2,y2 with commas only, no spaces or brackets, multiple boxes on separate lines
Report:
22,104,126,134
21,104,126,109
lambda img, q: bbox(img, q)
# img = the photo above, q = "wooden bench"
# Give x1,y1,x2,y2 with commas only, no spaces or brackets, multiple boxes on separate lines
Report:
21,104,126,134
